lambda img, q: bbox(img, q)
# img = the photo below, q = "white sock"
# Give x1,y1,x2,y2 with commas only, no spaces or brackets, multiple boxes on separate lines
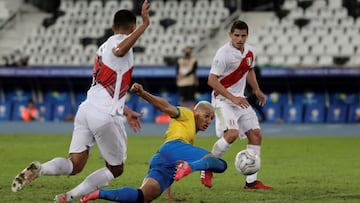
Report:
40,157,73,176
211,137,231,157
246,144,261,183
66,167,114,200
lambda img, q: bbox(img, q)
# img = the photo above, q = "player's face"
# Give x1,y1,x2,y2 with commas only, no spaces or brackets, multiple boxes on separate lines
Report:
229,29,248,51
195,108,214,131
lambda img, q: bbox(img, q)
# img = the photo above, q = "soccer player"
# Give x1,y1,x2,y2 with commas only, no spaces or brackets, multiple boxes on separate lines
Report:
80,82,227,203
11,1,151,202
205,20,272,190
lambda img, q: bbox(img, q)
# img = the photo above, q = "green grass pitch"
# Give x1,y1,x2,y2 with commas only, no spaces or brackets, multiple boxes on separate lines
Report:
1,133,360,203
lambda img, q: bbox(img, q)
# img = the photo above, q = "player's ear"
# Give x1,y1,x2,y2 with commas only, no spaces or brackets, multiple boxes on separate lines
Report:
112,24,116,33
130,24,136,33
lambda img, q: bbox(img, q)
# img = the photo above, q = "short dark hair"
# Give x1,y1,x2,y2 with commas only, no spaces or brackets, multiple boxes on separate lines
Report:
230,20,249,33
113,10,137,30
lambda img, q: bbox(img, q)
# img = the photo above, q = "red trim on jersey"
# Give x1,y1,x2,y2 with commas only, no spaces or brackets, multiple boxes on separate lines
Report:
93,54,133,99
118,67,133,99
219,51,254,88
93,55,116,88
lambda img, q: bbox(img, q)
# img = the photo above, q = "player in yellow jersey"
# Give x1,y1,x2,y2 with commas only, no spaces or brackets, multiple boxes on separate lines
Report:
81,83,227,203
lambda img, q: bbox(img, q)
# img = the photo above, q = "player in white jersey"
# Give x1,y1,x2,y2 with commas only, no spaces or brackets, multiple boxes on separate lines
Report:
204,20,272,190
11,1,151,202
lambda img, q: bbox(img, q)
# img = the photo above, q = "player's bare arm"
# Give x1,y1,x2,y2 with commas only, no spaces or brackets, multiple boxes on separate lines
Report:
208,73,250,108
123,106,142,132
246,69,266,106
130,83,179,117
113,0,150,57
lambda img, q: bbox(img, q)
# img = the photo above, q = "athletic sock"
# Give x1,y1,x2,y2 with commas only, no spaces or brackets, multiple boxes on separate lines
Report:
99,187,144,203
40,157,73,175
211,137,231,157
67,167,114,199
246,144,261,183
189,157,227,173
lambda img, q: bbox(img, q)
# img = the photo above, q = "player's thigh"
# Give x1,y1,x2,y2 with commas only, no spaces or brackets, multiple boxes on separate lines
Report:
238,107,260,136
213,100,240,137
93,115,127,166
140,177,162,202
162,141,210,162
69,105,95,154
145,152,174,193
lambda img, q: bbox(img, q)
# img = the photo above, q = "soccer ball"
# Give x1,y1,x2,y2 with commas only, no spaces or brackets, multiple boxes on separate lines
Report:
234,149,261,175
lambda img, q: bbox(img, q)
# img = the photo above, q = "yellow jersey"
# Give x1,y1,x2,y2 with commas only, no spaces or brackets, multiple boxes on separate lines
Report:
164,107,196,145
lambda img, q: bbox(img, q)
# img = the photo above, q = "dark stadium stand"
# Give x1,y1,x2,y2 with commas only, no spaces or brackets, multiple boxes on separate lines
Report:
0,0,359,123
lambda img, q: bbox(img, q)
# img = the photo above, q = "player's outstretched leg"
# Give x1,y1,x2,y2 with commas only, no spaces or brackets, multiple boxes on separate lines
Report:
244,180,273,190
175,161,192,181
176,157,227,182
54,193,74,203
200,170,213,188
11,161,41,192
81,187,144,203
80,190,100,203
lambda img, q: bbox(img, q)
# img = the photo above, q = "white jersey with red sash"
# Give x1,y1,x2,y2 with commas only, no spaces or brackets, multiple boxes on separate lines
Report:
86,34,134,116
210,42,255,100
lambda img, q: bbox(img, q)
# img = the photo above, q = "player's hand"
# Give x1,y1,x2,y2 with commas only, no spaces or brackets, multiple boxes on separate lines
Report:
125,108,143,132
232,96,250,109
166,187,187,201
130,83,144,96
254,90,266,106
141,0,150,26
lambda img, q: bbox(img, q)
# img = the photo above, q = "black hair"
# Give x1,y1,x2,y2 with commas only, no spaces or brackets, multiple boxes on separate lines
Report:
113,10,137,30
230,20,249,33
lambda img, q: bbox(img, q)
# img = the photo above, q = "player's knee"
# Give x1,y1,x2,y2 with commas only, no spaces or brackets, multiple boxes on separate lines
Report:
71,164,85,175
224,130,239,143
247,129,262,145
217,158,228,173
107,164,124,178
136,189,145,203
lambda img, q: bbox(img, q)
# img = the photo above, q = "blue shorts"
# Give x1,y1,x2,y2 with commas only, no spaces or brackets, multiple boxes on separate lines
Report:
145,140,210,192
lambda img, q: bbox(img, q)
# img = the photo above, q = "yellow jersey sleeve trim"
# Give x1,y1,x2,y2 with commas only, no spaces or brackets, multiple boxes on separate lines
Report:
171,107,181,119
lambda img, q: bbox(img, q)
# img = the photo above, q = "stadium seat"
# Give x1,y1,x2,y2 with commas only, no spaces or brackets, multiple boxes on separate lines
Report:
293,92,326,105
37,102,53,121
44,91,71,104
0,1,10,21
73,92,86,114
6,89,33,102
347,104,360,123
136,102,155,122
326,104,348,123
272,55,286,65
280,44,294,55
283,103,303,123
11,101,28,121
124,92,139,110
304,104,325,123
325,44,340,56
52,101,73,122
295,44,310,55
267,92,289,106
119,0,134,10
263,103,282,123
156,92,179,106
0,101,12,121
318,55,333,66
286,55,301,66
195,92,211,103
329,92,359,105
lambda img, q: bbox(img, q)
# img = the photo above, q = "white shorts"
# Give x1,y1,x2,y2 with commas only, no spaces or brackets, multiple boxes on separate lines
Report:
69,101,127,166
212,97,260,139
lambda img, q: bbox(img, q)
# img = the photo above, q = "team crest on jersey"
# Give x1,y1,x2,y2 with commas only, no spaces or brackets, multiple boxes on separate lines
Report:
246,57,252,66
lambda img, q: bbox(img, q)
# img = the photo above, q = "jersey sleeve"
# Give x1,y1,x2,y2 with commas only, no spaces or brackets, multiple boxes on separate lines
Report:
249,44,257,68
210,49,227,76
